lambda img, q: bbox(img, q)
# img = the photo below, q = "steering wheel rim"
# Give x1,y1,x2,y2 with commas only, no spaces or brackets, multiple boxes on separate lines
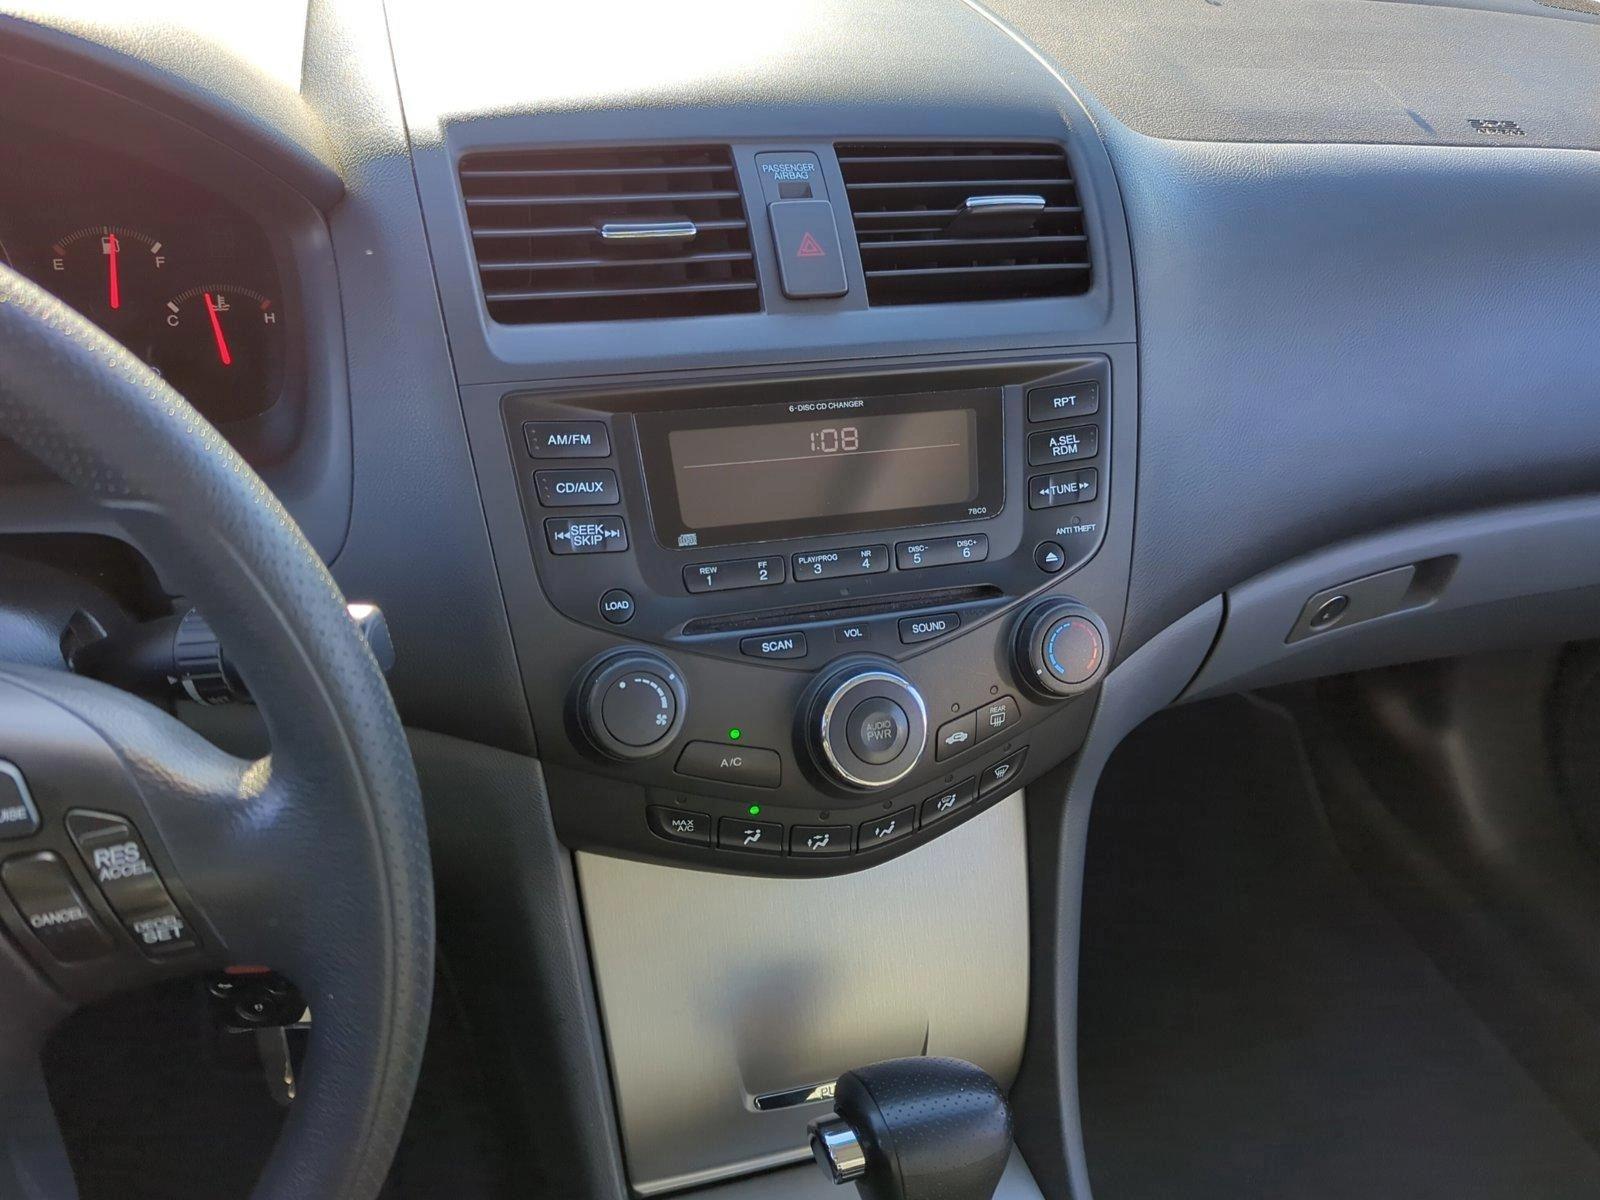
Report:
0,265,433,1197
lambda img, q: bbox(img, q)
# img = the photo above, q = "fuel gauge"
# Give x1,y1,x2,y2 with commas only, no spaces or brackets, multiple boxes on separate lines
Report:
46,225,168,328
148,284,283,423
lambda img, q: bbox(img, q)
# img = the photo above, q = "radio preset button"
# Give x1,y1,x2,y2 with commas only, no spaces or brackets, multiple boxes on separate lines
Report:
1027,381,1099,422
534,468,619,507
895,535,989,571
523,421,611,458
740,632,808,660
793,544,889,581
1029,469,1098,510
546,516,628,554
1027,426,1099,466
899,612,961,644
676,742,783,788
683,556,786,593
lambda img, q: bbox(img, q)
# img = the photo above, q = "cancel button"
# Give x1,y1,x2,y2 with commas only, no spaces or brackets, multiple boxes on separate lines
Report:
898,612,961,645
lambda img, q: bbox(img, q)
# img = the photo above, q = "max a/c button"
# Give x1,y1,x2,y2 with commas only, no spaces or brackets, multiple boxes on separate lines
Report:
676,742,782,788
899,613,960,644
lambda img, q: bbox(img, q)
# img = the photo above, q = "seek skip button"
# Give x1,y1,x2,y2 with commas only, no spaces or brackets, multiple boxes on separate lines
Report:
740,632,807,660
899,612,960,645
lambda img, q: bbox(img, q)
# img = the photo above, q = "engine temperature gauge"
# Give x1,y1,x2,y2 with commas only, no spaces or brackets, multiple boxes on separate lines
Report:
149,284,283,423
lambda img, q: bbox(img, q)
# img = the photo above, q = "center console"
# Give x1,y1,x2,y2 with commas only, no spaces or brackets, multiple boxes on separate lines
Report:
486,353,1122,875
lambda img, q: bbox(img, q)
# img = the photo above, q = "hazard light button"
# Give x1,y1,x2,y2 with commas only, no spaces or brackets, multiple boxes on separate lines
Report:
768,199,848,300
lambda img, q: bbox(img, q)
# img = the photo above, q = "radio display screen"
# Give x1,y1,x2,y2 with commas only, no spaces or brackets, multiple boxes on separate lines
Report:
636,388,1004,549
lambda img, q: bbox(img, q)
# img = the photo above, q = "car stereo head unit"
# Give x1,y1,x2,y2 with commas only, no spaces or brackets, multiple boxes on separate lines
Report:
635,388,1005,550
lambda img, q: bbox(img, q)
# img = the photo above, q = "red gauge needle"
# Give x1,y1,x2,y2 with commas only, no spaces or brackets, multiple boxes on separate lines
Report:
105,232,121,311
203,292,233,367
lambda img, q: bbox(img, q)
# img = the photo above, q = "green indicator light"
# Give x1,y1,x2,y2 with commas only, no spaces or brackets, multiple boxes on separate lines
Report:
728,728,742,741
748,805,761,816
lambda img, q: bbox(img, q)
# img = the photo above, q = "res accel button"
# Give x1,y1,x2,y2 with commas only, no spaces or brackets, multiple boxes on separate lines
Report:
66,810,195,957
0,761,40,840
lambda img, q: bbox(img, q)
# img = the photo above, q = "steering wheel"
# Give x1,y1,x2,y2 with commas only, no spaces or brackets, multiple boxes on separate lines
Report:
0,267,433,1197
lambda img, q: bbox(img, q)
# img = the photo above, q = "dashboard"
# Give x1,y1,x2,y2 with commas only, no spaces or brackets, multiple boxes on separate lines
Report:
0,121,285,427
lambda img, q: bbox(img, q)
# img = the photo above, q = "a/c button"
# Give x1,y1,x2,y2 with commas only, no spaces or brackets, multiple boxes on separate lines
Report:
675,741,782,789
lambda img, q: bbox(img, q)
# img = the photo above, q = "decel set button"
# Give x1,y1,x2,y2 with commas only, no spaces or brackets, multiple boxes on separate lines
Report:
66,810,195,957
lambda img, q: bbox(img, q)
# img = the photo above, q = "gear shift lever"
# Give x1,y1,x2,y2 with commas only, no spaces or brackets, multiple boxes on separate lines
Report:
808,1058,1013,1200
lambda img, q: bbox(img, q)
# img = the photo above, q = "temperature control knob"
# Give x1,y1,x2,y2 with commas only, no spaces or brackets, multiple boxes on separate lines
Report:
803,660,928,791
1014,600,1111,700
573,651,688,761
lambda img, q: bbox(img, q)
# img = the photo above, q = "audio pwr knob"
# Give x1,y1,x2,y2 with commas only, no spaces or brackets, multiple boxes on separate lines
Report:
573,650,689,761
1015,600,1111,700
803,661,929,791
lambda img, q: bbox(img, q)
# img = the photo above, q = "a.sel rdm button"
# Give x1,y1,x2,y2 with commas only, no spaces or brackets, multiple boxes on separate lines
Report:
546,516,628,554
676,741,782,788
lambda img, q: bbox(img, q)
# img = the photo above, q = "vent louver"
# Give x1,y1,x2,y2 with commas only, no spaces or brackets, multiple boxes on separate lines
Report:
834,142,1091,306
459,145,759,324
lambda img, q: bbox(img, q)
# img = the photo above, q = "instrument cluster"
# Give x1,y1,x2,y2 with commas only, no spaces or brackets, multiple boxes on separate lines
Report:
0,121,287,426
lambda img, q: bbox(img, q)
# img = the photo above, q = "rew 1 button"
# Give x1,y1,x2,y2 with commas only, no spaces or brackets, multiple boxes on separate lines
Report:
846,698,910,765
676,742,782,788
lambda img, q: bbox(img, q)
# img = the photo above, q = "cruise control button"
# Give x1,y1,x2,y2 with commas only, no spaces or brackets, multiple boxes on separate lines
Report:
1029,469,1098,510
717,817,784,854
920,777,979,826
66,810,196,957
790,825,852,856
2,851,113,963
546,516,628,554
647,806,712,847
896,535,988,570
793,545,889,581
523,421,610,458
846,698,910,765
676,742,782,788
974,695,1020,743
1027,425,1098,466
0,762,40,840
899,613,960,644
740,632,807,660
1027,381,1099,422
683,556,785,593
534,468,619,507
858,808,915,850
935,712,977,760
978,748,1028,798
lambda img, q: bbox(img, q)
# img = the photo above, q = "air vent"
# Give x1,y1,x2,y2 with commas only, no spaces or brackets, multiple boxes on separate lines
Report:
459,145,759,324
834,142,1090,306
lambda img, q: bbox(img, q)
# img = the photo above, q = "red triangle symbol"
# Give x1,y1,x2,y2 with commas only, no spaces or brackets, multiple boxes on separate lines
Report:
796,232,826,258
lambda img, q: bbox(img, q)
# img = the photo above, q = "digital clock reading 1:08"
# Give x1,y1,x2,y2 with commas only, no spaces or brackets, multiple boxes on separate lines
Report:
808,426,859,454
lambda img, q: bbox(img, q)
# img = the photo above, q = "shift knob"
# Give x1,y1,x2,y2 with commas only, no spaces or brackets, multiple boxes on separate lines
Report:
809,1058,1012,1200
